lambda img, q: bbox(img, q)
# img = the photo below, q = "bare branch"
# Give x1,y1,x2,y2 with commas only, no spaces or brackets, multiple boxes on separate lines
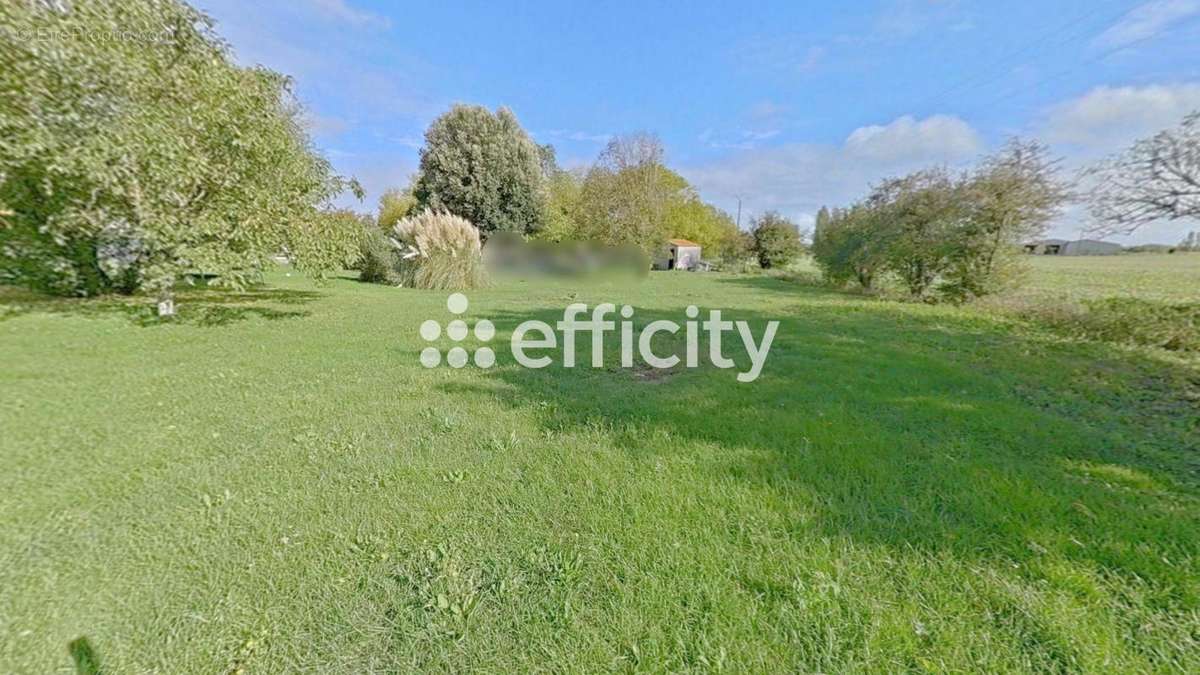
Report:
1086,112,1200,235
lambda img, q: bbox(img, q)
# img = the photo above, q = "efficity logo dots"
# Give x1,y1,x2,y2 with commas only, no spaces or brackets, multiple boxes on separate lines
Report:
419,293,495,369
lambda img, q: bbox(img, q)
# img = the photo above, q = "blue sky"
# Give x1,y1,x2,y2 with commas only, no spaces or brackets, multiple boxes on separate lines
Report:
195,0,1200,244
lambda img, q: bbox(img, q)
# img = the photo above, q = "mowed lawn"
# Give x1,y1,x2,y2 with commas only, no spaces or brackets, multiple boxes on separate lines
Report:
1,265,1198,672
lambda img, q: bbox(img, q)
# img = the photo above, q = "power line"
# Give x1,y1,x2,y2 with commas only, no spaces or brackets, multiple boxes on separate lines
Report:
905,1,1141,114
960,13,1200,116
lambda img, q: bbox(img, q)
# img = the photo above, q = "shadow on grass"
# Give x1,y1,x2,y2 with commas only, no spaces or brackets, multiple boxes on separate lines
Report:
713,272,909,306
437,299,1200,600
0,286,320,327
68,636,101,675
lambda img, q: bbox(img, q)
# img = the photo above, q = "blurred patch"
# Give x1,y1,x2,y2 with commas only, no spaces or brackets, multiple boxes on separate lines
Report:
483,234,649,281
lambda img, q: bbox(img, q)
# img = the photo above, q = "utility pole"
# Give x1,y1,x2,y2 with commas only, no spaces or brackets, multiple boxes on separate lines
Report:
735,195,743,229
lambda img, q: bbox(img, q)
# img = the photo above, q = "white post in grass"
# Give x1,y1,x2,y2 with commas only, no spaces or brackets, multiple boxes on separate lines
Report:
157,292,176,317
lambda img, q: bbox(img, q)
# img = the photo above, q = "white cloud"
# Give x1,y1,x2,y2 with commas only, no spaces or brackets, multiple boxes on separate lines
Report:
330,155,417,212
744,129,781,142
845,114,982,162
1093,0,1199,49
197,0,436,121
731,39,825,76
388,136,424,150
305,0,392,29
543,130,612,144
873,0,971,40
303,112,350,138
683,108,1190,244
1041,83,1200,149
1037,83,1200,244
747,101,790,122
699,128,782,151
681,114,982,225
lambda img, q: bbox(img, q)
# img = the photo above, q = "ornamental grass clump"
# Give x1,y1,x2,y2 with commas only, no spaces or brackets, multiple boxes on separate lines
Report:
392,209,487,289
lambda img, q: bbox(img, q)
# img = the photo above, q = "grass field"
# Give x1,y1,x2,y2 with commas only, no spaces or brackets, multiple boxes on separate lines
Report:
1017,253,1200,302
2,261,1198,672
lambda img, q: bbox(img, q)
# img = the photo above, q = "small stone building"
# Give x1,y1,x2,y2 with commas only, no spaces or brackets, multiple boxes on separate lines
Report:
655,239,702,270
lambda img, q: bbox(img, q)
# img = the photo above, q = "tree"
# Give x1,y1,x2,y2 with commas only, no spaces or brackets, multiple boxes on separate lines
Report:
377,185,418,230
811,204,887,289
664,191,739,258
537,167,585,242
537,143,559,178
1087,112,1200,234
569,132,737,257
813,142,1067,301
532,146,584,243
1180,231,1199,251
413,105,545,237
814,206,832,234
721,229,756,265
0,0,361,313
751,211,803,269
870,168,964,298
944,139,1068,300
576,133,677,253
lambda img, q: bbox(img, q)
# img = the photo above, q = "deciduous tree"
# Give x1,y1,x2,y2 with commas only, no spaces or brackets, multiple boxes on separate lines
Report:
751,211,804,269
811,204,886,289
664,191,739,259
944,139,1068,300
1086,112,1200,234
872,169,964,298
377,185,419,230
0,0,362,313
577,134,677,253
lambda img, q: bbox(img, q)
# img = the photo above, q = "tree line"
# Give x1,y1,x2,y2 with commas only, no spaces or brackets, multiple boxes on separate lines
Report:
369,104,810,272
6,1,1191,306
374,105,760,262
0,0,805,306
810,108,1199,302
813,140,1066,302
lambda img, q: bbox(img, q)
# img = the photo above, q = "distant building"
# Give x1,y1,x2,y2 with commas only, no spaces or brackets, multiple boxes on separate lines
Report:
1024,238,1068,255
1062,239,1123,255
1024,239,1122,256
654,239,703,270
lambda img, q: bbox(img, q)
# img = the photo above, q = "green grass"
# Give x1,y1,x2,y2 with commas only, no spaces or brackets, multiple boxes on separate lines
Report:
1,266,1198,672
1016,253,1200,303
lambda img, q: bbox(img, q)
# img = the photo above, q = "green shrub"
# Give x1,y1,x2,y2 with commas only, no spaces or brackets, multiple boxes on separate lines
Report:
1001,296,1200,353
811,205,886,289
377,187,418,230
813,141,1066,302
357,226,403,284
1074,298,1199,352
392,210,487,290
751,212,803,269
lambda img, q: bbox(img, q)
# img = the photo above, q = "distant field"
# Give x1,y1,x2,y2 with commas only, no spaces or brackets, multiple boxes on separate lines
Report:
789,252,1199,303
1016,253,1200,303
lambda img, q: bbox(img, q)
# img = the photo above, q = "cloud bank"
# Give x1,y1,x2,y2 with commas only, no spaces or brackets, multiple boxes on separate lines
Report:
682,114,983,226
1040,83,1200,150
